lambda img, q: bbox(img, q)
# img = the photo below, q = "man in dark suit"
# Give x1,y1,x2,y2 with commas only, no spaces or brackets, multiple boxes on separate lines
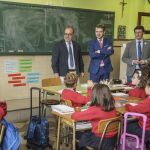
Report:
51,25,84,83
122,25,150,82
88,24,114,83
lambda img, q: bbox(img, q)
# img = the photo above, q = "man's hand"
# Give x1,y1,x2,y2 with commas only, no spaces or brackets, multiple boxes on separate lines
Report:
132,60,140,65
95,50,100,54
54,73,59,77
80,72,84,77
139,60,146,65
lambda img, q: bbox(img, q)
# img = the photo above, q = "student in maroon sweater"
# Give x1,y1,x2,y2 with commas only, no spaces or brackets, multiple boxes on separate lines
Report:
71,84,117,150
125,78,150,144
61,73,92,107
0,100,7,121
128,70,147,98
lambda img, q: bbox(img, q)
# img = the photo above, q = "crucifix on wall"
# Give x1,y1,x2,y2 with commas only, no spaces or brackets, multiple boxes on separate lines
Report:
120,0,127,17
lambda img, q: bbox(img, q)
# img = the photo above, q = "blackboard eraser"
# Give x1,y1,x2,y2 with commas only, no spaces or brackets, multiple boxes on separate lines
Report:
18,49,23,52
8,50,14,53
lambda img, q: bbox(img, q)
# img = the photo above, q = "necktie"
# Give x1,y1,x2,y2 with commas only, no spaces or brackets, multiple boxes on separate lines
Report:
68,42,74,67
98,40,104,67
99,40,103,48
138,41,142,60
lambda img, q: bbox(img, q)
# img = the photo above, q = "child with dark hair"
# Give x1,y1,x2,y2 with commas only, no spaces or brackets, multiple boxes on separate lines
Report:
139,63,150,88
61,73,93,107
0,100,7,121
71,84,117,150
125,75,150,146
128,70,147,98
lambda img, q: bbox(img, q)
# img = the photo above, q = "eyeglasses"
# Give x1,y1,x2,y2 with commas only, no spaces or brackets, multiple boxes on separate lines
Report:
64,33,73,36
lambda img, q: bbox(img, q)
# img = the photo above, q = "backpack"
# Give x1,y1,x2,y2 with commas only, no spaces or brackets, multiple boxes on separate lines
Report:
26,87,52,149
26,115,49,148
1,119,21,150
120,112,147,150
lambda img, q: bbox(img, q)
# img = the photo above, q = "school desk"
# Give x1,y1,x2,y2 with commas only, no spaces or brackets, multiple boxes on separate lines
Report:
42,84,87,95
51,110,91,150
41,84,132,96
116,96,143,114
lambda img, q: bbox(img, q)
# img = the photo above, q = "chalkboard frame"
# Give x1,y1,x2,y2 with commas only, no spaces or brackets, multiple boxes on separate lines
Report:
0,1,115,55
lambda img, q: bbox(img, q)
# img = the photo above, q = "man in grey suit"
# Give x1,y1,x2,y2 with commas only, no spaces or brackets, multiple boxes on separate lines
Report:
122,25,150,82
51,25,84,83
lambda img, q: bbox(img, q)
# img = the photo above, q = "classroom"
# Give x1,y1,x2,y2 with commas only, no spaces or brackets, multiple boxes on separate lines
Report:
0,0,150,149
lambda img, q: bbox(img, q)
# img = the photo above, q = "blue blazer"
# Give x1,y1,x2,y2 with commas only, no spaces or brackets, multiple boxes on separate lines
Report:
88,38,114,75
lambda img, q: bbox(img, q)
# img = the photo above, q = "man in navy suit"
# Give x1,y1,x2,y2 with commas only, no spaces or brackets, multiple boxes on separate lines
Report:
51,25,84,83
88,24,114,82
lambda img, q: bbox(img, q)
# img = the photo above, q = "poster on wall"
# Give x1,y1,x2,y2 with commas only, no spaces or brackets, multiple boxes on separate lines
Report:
117,25,126,39
4,59,40,87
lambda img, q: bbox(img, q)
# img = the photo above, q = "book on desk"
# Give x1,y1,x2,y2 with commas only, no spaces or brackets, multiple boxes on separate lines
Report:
51,104,75,114
51,104,92,130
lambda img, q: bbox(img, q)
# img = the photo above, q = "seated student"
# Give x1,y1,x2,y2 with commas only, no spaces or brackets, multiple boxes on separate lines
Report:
61,73,93,107
71,84,117,150
125,77,150,144
128,70,147,98
0,100,7,121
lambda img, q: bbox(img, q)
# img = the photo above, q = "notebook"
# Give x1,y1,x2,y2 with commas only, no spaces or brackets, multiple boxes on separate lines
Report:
128,103,138,106
51,104,74,114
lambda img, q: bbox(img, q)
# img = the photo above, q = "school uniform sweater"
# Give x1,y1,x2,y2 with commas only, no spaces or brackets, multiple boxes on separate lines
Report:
71,106,117,137
61,87,91,107
0,102,7,121
128,87,147,98
126,98,150,130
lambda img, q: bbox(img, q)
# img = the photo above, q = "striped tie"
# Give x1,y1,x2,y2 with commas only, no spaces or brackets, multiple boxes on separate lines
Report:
68,42,74,67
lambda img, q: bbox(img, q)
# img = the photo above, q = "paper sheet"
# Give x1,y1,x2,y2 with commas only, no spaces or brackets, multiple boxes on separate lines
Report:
112,92,128,97
76,122,92,130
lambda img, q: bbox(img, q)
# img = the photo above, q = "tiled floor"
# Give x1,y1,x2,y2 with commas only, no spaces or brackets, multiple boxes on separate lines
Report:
14,115,73,150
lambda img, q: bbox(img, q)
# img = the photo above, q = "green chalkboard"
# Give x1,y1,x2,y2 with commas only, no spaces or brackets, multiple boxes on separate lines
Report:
0,2,115,55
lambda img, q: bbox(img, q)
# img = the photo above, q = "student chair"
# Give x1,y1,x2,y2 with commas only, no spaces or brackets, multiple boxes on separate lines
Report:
86,113,123,150
60,98,73,145
0,123,5,145
41,77,61,116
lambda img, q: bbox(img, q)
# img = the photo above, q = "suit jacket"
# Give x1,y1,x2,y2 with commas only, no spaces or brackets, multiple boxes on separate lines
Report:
122,40,150,76
51,39,84,76
88,38,114,75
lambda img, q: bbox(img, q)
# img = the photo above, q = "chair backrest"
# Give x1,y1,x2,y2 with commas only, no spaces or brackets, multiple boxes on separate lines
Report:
97,113,123,149
0,123,5,145
61,99,73,107
42,77,61,87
